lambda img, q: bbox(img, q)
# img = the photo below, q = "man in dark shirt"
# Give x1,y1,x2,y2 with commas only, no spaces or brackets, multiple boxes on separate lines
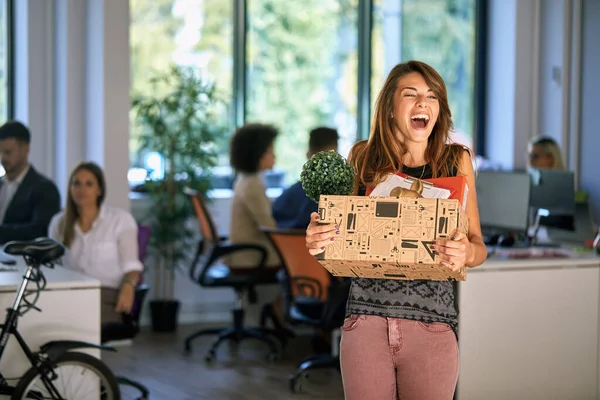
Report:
0,121,61,243
272,127,339,229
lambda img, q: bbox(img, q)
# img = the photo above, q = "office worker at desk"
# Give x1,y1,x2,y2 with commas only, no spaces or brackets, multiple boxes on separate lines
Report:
527,135,564,170
272,126,339,229
526,136,585,241
0,121,60,244
49,162,143,324
306,61,488,400
226,123,281,269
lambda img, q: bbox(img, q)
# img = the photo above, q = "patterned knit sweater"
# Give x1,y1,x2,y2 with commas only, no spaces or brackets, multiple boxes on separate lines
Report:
345,164,460,334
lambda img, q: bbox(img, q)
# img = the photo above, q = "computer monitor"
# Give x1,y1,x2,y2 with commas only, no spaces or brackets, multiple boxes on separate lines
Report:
476,170,532,233
528,169,576,216
546,201,596,242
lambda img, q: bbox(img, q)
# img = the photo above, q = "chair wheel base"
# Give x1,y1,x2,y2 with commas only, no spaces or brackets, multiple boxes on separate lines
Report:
289,375,302,393
204,351,216,363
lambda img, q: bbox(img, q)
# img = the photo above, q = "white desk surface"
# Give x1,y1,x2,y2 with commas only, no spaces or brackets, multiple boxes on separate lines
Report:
0,258,100,292
473,249,600,272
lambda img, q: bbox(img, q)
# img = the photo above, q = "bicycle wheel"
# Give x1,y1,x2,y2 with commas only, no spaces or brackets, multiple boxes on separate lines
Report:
12,351,120,400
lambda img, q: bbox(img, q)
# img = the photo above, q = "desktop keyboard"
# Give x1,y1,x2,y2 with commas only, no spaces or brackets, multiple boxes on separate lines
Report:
0,251,17,265
491,247,574,259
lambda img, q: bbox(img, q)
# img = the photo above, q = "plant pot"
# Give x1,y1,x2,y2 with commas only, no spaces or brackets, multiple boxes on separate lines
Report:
149,299,180,332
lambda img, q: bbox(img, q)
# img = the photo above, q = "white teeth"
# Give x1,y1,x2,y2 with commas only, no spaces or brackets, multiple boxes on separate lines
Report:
411,114,430,120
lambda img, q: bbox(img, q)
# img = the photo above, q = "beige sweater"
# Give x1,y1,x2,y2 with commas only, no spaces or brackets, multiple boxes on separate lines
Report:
225,173,280,268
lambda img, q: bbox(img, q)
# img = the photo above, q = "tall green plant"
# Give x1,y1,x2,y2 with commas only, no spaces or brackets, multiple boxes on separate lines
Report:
131,64,225,300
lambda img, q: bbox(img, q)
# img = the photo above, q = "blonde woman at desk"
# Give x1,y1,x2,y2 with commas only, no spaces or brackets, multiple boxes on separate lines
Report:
527,135,565,170
305,61,488,400
49,162,143,324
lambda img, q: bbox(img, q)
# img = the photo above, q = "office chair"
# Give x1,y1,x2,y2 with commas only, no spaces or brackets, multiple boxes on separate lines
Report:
261,228,350,393
101,224,152,400
183,187,281,362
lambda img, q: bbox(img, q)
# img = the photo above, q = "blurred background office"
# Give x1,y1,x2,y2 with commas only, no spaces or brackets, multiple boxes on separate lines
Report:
1,0,599,399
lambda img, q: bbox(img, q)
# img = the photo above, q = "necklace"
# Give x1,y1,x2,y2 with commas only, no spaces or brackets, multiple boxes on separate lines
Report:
402,163,427,179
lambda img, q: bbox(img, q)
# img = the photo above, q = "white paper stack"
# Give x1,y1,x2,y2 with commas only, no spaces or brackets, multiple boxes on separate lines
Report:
370,173,452,199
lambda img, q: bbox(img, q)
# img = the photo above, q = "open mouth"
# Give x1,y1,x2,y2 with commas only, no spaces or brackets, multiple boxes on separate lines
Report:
410,113,430,130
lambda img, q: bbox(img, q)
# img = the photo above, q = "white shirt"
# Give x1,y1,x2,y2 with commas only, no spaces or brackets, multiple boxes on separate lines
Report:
0,165,30,223
48,206,144,289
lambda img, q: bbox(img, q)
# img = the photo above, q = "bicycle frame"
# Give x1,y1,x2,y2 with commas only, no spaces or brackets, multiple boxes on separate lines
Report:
0,262,38,360
0,260,69,398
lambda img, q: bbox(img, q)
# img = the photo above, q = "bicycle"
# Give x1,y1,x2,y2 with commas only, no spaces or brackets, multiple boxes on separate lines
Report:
0,237,120,399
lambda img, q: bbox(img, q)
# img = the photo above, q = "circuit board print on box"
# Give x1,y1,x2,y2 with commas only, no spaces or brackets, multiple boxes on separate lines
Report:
316,195,468,281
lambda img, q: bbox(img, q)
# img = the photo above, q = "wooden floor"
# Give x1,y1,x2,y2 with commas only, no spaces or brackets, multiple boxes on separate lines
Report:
102,323,345,400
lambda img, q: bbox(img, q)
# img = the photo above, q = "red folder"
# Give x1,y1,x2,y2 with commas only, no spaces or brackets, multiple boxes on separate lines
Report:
424,175,469,208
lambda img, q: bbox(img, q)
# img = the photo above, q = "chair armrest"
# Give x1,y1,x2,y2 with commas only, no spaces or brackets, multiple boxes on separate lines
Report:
135,283,150,294
191,241,269,286
196,235,229,255
210,242,267,262
196,243,268,281
290,276,324,300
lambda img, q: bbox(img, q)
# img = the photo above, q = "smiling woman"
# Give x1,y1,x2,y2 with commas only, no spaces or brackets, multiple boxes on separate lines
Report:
305,60,487,400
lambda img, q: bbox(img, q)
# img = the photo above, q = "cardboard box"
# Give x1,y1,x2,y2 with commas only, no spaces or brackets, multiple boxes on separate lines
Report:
316,195,468,281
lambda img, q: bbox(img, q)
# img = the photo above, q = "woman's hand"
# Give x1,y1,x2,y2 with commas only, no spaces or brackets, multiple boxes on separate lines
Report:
115,284,135,314
306,212,339,256
432,230,472,271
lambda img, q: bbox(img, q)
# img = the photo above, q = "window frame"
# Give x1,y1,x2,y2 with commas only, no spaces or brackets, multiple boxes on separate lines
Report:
233,0,487,148
5,0,14,119
128,0,487,188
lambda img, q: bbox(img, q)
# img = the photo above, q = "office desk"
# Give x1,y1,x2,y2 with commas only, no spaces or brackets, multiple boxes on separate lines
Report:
458,252,600,400
0,261,100,386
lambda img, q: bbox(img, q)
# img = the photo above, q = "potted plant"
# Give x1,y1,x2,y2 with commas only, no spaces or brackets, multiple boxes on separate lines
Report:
131,64,225,332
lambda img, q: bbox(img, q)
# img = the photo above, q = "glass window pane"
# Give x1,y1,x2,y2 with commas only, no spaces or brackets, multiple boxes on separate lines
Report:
246,0,359,187
372,0,476,148
129,0,233,185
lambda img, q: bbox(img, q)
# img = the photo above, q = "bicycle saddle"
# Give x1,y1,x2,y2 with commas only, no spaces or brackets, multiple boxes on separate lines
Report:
3,237,65,264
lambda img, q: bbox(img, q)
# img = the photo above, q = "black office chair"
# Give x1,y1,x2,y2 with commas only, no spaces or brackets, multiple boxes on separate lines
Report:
261,228,350,393
183,187,282,362
101,284,150,400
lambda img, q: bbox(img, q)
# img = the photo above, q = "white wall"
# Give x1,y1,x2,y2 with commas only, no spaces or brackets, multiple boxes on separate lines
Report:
484,0,516,170
538,0,565,145
579,0,600,221
14,0,55,176
485,0,538,171
14,0,130,211
485,0,598,221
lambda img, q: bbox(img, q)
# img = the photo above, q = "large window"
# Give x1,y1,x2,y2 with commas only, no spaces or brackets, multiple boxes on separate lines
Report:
246,0,358,186
129,0,233,184
372,0,476,148
130,0,480,188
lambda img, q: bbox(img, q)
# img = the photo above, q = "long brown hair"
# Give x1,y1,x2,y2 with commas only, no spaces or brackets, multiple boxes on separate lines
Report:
60,162,106,247
349,60,463,191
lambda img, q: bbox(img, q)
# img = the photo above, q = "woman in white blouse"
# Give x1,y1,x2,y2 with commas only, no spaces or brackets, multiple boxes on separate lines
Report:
49,162,143,324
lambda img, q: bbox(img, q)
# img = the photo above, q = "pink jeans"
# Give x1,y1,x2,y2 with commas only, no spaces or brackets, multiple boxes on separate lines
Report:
339,315,458,400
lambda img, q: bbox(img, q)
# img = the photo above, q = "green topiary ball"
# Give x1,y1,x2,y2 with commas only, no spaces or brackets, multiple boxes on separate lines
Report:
301,150,355,203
